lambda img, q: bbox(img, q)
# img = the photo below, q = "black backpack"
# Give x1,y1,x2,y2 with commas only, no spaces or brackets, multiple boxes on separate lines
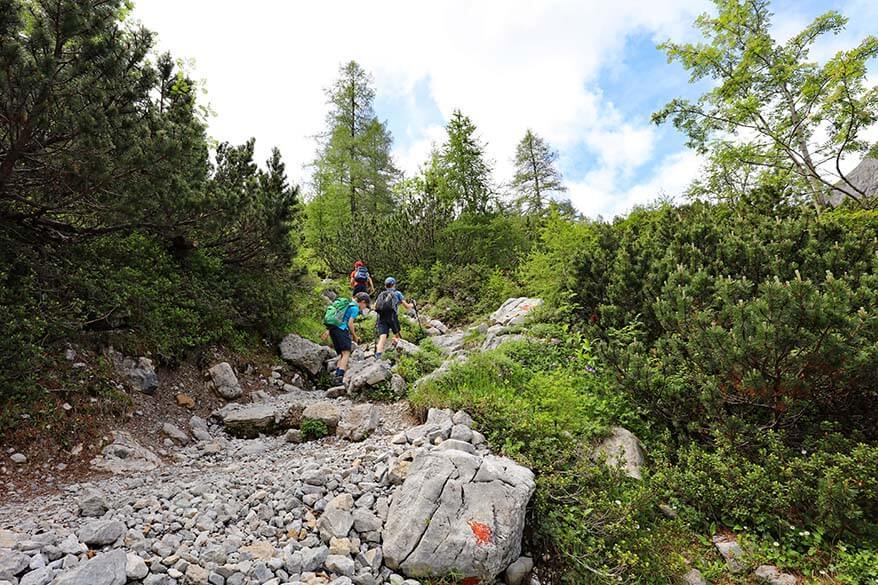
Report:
354,266,369,283
374,290,398,316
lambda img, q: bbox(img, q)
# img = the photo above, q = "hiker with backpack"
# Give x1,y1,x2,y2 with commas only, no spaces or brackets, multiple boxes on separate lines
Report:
349,260,374,296
374,277,413,360
321,291,371,383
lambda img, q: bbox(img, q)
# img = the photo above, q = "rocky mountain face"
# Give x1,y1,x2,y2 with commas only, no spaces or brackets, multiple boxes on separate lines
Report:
826,156,878,207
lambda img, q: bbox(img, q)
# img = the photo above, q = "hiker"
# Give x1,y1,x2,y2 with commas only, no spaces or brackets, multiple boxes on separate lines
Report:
321,291,371,383
374,277,413,360
349,260,374,295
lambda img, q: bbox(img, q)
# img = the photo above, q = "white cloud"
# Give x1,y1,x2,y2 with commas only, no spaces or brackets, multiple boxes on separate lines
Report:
130,0,711,214
568,150,703,218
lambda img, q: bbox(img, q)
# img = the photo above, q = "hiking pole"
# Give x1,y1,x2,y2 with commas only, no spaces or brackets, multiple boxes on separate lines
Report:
412,298,426,337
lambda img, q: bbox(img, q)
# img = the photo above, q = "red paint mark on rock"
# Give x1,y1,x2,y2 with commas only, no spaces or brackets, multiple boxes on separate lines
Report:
461,577,481,585
468,520,493,545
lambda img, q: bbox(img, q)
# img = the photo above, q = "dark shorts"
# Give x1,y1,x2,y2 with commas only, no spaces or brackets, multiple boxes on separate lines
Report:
352,283,368,295
377,312,400,336
328,326,352,354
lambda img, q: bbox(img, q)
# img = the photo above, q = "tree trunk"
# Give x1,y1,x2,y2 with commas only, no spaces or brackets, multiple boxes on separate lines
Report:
528,137,542,212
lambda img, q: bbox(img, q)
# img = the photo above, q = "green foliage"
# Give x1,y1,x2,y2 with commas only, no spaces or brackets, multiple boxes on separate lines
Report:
512,129,566,214
654,0,878,209
587,204,878,439
300,418,330,440
657,432,878,540
437,111,494,215
0,1,304,418
395,340,443,383
305,61,400,272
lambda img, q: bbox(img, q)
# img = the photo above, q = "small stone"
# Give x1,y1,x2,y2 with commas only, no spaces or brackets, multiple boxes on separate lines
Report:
76,488,109,517
324,386,346,399
712,535,747,573
324,555,355,577
328,537,353,556
658,504,677,519
302,402,340,430
126,553,149,580
185,564,210,584
683,568,708,585
176,394,196,408
207,362,243,400
20,566,53,585
449,424,473,443
161,422,189,445
77,520,125,547
504,556,533,585
285,429,303,444
10,453,26,464
754,565,796,585
0,550,30,579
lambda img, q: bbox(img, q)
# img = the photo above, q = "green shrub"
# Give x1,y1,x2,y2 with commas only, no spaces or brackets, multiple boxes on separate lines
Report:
395,340,443,383
300,419,330,440
656,431,878,541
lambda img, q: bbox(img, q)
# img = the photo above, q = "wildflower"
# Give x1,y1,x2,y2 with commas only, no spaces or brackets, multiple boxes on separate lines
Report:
773,541,780,547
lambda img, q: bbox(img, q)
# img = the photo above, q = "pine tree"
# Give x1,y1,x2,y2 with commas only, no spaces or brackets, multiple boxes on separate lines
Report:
511,129,566,213
439,110,494,215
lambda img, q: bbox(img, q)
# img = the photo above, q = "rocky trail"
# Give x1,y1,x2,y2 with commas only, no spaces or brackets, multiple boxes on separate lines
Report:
0,299,545,585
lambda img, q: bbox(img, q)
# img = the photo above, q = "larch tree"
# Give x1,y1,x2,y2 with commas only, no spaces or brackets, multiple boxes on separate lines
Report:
653,0,878,212
439,110,494,215
511,129,566,213
307,61,398,270
312,61,398,218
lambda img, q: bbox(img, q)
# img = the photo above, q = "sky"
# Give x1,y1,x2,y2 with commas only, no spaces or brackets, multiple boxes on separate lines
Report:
130,0,878,218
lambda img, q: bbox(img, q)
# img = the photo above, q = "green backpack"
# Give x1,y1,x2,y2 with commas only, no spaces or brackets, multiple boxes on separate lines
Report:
323,297,354,327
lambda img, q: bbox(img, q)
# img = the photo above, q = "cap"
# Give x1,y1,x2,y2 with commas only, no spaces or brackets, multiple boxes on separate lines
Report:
384,276,396,286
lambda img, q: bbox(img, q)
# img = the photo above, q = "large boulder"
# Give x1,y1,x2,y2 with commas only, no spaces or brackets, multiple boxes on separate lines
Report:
394,339,420,355
591,426,646,480
481,333,527,352
51,549,127,585
76,488,109,517
0,549,30,581
108,350,158,395
279,333,334,375
489,297,543,326
431,331,466,355
207,362,242,400
302,402,340,431
221,402,302,439
754,565,796,585
337,404,380,442
383,449,535,581
344,359,391,393
90,431,161,474
76,520,125,546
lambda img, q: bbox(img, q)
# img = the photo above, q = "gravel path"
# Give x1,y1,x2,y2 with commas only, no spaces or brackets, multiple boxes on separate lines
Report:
0,396,429,585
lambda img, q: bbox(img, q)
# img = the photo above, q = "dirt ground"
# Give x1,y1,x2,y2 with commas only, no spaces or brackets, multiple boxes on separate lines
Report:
0,343,299,505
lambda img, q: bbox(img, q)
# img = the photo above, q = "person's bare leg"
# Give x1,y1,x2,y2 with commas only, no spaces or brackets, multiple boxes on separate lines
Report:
339,350,350,371
377,333,388,355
